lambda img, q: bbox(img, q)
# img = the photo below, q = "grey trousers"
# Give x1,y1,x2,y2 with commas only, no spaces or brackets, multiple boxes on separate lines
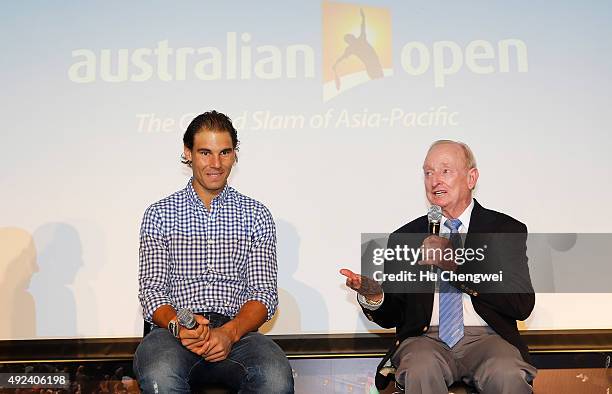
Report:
392,326,537,394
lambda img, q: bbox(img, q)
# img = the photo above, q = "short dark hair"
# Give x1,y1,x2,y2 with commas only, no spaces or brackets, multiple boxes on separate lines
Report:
181,110,239,166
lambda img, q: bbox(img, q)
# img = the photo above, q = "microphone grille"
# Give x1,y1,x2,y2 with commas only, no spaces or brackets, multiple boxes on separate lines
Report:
427,205,442,223
176,308,196,329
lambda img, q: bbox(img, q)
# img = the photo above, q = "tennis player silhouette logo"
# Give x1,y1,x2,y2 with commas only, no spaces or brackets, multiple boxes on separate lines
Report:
333,8,384,90
322,2,392,101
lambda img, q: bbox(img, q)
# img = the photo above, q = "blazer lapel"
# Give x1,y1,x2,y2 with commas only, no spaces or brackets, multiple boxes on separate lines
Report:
465,199,495,248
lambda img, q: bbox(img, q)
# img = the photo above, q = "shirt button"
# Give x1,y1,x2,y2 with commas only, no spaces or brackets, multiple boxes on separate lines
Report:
207,239,214,245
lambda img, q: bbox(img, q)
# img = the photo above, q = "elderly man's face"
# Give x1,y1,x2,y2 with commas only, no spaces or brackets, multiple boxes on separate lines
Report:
423,143,478,218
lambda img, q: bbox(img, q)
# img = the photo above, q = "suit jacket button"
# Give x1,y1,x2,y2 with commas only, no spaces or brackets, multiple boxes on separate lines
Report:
395,340,400,346
423,326,428,332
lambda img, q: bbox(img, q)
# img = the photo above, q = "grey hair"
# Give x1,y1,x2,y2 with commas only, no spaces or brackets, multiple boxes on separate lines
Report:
428,140,477,169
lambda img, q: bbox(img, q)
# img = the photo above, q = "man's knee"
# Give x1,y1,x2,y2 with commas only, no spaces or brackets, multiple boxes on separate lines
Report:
476,358,533,393
245,358,294,393
234,333,294,392
134,356,191,393
397,352,451,388
134,331,194,393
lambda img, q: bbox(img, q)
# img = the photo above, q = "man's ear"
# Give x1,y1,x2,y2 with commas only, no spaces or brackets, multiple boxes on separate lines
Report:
467,167,479,190
183,146,192,162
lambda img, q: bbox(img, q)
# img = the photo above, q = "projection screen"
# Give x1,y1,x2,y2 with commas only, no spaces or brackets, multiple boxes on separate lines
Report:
1,1,611,339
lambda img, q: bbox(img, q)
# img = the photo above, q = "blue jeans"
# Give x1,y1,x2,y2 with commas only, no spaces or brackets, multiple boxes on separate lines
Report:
134,325,294,393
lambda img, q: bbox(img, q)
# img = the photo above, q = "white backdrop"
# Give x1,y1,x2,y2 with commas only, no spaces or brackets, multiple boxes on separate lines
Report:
1,1,611,339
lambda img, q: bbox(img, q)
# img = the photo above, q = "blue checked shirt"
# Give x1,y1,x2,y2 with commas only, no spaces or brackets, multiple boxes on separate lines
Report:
138,178,278,322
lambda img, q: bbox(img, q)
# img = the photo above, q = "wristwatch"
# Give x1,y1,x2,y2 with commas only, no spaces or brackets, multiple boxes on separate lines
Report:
364,296,383,306
168,319,180,339
359,293,383,306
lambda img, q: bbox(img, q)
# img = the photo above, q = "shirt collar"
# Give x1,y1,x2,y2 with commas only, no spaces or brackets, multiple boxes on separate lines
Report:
441,198,474,233
186,177,231,209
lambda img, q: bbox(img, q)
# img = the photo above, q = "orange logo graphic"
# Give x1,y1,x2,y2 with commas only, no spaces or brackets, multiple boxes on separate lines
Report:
322,1,392,101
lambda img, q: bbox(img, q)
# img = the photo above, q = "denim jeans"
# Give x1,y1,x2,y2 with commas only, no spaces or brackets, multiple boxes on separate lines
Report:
133,316,294,393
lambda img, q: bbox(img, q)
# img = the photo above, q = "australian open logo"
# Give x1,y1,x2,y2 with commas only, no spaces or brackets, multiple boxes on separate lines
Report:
322,2,393,102
68,1,527,106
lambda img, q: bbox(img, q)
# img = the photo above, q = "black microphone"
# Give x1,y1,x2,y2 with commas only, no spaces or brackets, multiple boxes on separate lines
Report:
427,205,443,273
176,308,199,330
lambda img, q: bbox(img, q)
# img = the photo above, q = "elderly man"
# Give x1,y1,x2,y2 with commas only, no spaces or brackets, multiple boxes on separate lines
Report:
341,140,536,393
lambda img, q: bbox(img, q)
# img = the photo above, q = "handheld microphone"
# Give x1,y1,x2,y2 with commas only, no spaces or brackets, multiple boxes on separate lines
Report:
427,205,443,273
176,308,199,330
427,205,442,235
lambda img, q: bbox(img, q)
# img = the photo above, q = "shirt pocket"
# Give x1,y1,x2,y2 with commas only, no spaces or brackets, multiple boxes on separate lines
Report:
168,233,205,278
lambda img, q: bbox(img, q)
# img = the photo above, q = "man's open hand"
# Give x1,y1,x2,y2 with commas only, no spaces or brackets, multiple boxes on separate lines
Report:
340,268,383,302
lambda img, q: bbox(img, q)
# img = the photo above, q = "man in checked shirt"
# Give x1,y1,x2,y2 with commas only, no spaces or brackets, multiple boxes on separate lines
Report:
134,111,294,393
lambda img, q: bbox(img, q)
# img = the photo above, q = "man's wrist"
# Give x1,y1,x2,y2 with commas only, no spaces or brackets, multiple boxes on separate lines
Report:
220,322,241,343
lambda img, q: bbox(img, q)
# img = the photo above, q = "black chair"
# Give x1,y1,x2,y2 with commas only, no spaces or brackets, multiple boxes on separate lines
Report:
141,321,234,394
